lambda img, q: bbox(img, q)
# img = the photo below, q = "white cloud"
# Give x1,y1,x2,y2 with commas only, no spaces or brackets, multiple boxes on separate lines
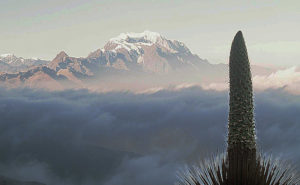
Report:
185,66,300,95
253,66,300,94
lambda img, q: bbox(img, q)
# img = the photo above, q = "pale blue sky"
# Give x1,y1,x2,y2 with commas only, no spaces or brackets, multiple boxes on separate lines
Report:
0,0,299,66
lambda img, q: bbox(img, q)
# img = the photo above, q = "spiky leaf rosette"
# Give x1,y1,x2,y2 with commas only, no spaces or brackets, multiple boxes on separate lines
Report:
177,153,300,185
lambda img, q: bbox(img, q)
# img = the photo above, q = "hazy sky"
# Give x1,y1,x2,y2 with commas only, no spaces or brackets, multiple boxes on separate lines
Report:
0,0,299,66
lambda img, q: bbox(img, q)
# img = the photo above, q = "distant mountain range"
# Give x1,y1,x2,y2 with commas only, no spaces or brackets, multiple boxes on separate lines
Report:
0,54,49,73
0,31,274,90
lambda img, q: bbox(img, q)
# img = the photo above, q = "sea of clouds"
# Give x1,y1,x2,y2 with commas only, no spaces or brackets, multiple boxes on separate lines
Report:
0,87,299,185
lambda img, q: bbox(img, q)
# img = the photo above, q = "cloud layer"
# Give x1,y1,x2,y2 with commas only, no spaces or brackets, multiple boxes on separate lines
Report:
253,66,300,94
195,66,300,94
0,87,299,185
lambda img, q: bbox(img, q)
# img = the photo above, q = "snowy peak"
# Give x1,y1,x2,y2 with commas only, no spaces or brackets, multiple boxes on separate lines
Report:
0,53,44,62
0,53,15,58
0,54,19,63
0,53,48,66
110,30,163,44
105,31,191,55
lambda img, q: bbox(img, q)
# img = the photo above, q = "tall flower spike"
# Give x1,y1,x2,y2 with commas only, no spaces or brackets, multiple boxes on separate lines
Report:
228,31,256,152
227,31,256,185
177,31,299,185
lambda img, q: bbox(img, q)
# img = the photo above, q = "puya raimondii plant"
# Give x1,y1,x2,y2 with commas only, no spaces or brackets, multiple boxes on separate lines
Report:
177,31,299,185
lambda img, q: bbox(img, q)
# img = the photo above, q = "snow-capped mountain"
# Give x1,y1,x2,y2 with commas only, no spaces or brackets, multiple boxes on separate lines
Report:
0,54,49,73
87,30,209,73
0,31,273,90
108,31,189,54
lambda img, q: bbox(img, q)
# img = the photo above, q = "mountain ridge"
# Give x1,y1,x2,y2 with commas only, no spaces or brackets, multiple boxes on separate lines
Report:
0,54,49,73
0,31,274,90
